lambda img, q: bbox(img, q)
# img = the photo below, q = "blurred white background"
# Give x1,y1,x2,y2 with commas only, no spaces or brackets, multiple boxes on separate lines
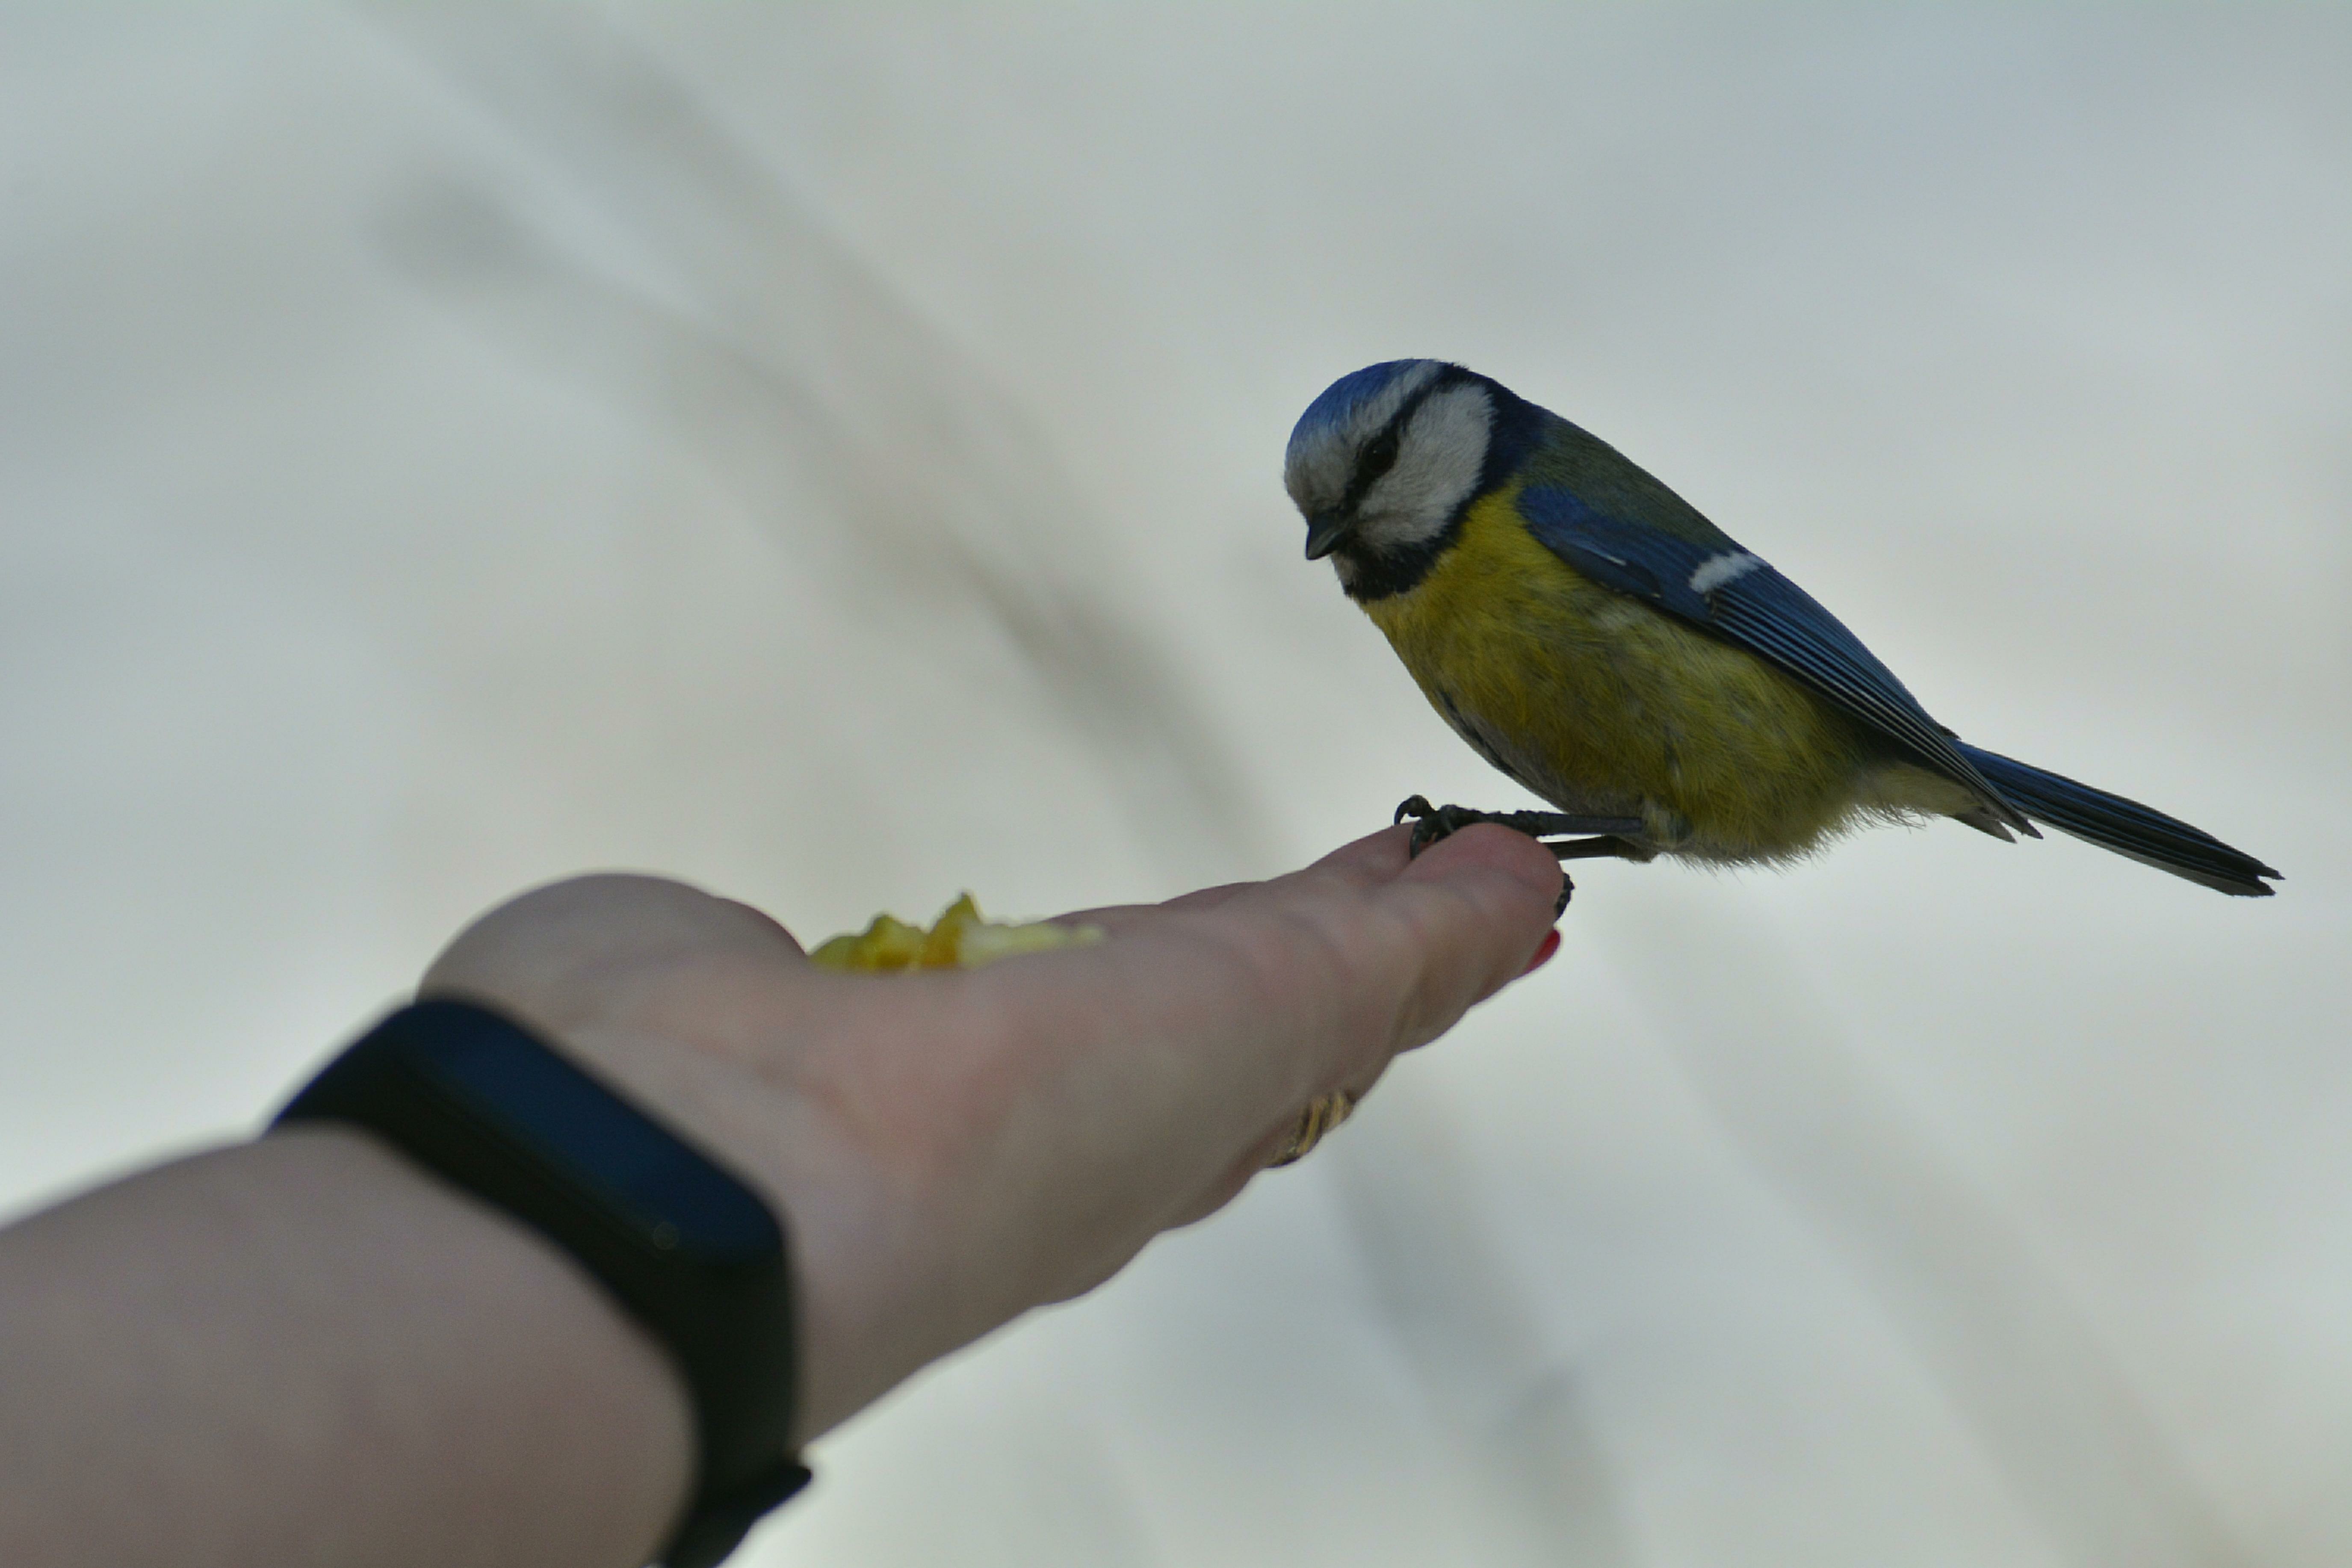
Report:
2,6,2346,1565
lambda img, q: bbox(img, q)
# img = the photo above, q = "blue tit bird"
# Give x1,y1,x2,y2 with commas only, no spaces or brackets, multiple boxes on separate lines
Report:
1284,360,2280,896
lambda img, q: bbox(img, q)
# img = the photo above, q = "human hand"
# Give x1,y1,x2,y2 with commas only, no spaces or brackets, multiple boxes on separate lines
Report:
418,822,1563,1443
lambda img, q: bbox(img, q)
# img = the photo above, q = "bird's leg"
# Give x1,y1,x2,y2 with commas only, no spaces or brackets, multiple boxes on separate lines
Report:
1393,795,1651,855
1551,835,1658,863
1392,796,1653,914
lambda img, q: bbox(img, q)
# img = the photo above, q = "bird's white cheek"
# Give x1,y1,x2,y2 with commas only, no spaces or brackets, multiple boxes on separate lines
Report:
1358,387,1492,545
1353,496,1451,554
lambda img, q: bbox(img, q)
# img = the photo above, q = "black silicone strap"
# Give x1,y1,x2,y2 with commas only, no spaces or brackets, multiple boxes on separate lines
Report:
275,999,809,1567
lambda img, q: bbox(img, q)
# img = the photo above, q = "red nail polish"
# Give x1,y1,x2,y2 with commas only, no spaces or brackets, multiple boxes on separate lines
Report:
1520,927,1561,977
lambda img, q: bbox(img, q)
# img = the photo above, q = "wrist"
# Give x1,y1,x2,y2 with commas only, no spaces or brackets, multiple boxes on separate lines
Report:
523,997,983,1444
275,999,819,1566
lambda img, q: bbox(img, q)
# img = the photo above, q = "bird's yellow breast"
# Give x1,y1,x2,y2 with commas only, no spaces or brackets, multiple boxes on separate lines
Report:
1362,485,1878,860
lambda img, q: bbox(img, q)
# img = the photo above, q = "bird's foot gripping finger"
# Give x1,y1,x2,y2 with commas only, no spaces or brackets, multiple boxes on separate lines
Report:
1393,796,1658,915
1393,796,1649,857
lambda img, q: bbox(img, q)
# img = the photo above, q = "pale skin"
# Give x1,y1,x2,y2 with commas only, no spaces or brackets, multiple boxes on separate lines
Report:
0,824,1561,1568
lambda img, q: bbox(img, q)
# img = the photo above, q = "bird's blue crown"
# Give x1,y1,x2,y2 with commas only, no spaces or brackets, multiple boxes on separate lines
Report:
1287,359,1446,457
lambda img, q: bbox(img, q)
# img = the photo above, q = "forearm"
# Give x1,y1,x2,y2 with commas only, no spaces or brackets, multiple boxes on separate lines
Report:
0,1127,693,1568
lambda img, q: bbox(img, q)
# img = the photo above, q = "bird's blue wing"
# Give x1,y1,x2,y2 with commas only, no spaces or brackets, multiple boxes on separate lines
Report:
1518,484,2026,826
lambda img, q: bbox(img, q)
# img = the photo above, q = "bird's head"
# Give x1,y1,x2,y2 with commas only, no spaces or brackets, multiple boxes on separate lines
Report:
1284,359,1526,599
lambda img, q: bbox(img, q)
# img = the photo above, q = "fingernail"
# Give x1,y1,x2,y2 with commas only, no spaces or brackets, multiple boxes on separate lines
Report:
1519,927,1561,977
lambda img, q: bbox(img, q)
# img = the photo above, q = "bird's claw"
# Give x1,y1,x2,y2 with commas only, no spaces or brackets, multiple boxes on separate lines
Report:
1393,794,1487,855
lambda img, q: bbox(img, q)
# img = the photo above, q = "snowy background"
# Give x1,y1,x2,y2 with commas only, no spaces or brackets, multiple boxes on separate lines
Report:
3,7,2346,1566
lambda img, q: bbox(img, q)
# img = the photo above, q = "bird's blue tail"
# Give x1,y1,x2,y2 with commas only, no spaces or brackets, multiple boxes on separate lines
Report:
1956,744,2279,897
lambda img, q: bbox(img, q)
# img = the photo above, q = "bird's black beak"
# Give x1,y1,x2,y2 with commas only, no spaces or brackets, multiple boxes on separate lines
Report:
1303,508,1352,561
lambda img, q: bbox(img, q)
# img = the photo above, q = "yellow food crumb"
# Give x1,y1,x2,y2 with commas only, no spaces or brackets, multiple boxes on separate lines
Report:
809,893,1104,972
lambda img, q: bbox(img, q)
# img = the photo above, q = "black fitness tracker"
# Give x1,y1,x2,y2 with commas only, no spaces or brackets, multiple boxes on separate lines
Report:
275,998,810,1568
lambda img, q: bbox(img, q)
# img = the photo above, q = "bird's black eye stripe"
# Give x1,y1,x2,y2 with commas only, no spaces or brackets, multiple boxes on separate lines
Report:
1340,427,1403,514
1340,378,1445,513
